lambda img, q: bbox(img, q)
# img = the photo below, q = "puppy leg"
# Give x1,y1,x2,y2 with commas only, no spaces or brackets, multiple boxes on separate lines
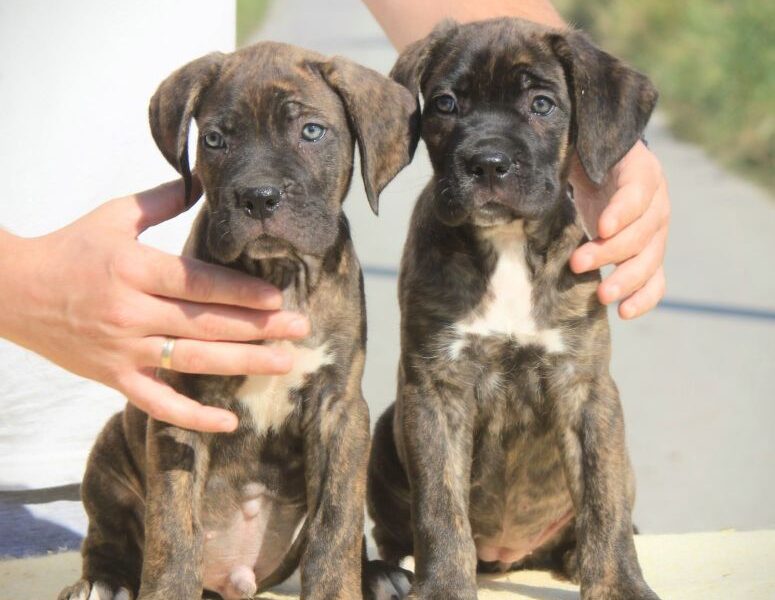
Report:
364,406,414,600
401,381,477,600
136,421,210,600
368,404,414,564
299,391,371,600
59,414,143,600
557,375,659,600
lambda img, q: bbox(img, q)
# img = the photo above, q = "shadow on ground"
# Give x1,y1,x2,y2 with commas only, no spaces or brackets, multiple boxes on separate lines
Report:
0,501,82,558
479,576,580,600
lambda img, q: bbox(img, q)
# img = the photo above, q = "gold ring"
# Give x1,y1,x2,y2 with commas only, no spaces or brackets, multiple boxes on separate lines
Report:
160,337,176,370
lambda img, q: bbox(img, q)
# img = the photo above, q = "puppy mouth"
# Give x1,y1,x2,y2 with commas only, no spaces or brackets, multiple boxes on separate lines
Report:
242,235,295,260
207,208,296,264
439,168,556,227
470,200,518,227
437,181,523,227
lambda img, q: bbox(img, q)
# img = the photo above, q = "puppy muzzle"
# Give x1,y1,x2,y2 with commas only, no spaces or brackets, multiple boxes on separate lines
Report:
438,142,545,226
205,178,320,262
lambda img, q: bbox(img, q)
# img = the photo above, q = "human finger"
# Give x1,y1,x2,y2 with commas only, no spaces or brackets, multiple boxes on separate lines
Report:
123,245,284,311
144,297,310,342
596,181,653,240
618,266,667,320
137,337,294,376
122,369,238,432
570,190,663,273
105,178,203,236
597,227,667,305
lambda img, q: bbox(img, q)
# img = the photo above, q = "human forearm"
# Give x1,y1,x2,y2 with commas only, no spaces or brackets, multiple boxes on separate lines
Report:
0,229,34,345
363,0,565,50
0,180,311,431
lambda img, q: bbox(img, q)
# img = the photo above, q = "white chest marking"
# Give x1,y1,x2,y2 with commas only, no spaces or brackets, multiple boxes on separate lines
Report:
235,342,332,434
452,221,564,356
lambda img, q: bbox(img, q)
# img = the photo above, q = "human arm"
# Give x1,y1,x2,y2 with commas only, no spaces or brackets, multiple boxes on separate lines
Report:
0,179,309,432
363,0,671,318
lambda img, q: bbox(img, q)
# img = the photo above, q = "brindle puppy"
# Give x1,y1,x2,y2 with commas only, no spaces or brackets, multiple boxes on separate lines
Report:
367,18,661,600
58,42,417,600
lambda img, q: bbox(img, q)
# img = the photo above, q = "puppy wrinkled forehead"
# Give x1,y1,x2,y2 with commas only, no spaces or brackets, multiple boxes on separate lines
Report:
204,42,342,117
426,21,566,96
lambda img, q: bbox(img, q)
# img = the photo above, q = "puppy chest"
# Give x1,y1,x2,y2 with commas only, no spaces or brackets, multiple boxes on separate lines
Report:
450,224,564,356
235,342,332,434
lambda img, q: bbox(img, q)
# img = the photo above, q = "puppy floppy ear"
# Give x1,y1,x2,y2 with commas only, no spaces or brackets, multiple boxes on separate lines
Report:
148,52,225,207
318,57,420,215
550,31,658,184
390,19,458,98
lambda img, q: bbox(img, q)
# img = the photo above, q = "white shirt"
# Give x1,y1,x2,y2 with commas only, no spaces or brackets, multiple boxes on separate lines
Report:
0,0,235,547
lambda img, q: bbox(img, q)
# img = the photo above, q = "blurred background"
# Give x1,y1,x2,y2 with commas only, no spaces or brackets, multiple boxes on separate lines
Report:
555,0,774,192
0,0,773,562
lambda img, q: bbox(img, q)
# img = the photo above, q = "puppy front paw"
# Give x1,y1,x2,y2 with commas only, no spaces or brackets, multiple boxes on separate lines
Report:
58,579,132,600
363,559,413,600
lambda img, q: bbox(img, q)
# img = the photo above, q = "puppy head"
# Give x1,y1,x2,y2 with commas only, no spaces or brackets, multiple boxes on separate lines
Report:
391,18,657,227
149,43,418,263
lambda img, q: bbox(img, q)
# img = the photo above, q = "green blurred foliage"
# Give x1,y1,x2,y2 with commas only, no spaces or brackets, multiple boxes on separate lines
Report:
236,0,271,47
557,0,774,191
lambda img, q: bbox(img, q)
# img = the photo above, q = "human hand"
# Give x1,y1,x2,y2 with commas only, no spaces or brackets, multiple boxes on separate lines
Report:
0,179,309,432
569,141,670,319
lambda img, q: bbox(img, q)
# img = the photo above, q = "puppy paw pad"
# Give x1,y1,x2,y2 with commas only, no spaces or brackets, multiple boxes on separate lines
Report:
86,582,131,600
59,580,131,600
364,560,413,600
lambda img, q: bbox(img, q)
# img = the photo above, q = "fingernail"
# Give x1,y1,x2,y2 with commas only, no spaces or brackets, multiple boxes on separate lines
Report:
260,289,283,309
601,217,618,237
606,284,621,302
574,253,594,272
288,317,310,337
273,353,293,371
219,414,238,432
620,302,636,319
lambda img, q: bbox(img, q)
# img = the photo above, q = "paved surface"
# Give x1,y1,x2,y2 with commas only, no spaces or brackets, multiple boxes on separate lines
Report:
3,530,774,600
1,0,774,563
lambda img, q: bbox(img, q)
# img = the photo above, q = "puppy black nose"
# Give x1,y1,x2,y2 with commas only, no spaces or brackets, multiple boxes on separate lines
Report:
237,185,282,219
466,151,513,184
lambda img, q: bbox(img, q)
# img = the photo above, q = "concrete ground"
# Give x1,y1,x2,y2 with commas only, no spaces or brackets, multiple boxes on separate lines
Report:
3,531,774,600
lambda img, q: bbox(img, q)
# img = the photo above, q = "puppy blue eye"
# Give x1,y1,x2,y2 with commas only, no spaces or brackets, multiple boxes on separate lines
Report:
203,131,224,149
434,94,457,114
531,96,556,116
301,123,326,142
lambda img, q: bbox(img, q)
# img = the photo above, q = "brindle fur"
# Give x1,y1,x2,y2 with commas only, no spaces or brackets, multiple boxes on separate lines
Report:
367,19,660,600
59,42,417,600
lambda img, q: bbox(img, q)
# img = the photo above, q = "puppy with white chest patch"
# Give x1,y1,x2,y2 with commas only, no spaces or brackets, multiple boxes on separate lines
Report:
58,42,417,600
367,18,661,600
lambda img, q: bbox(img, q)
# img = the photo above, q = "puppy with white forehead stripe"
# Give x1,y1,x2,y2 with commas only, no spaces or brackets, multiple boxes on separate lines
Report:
367,18,661,600
58,42,418,600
